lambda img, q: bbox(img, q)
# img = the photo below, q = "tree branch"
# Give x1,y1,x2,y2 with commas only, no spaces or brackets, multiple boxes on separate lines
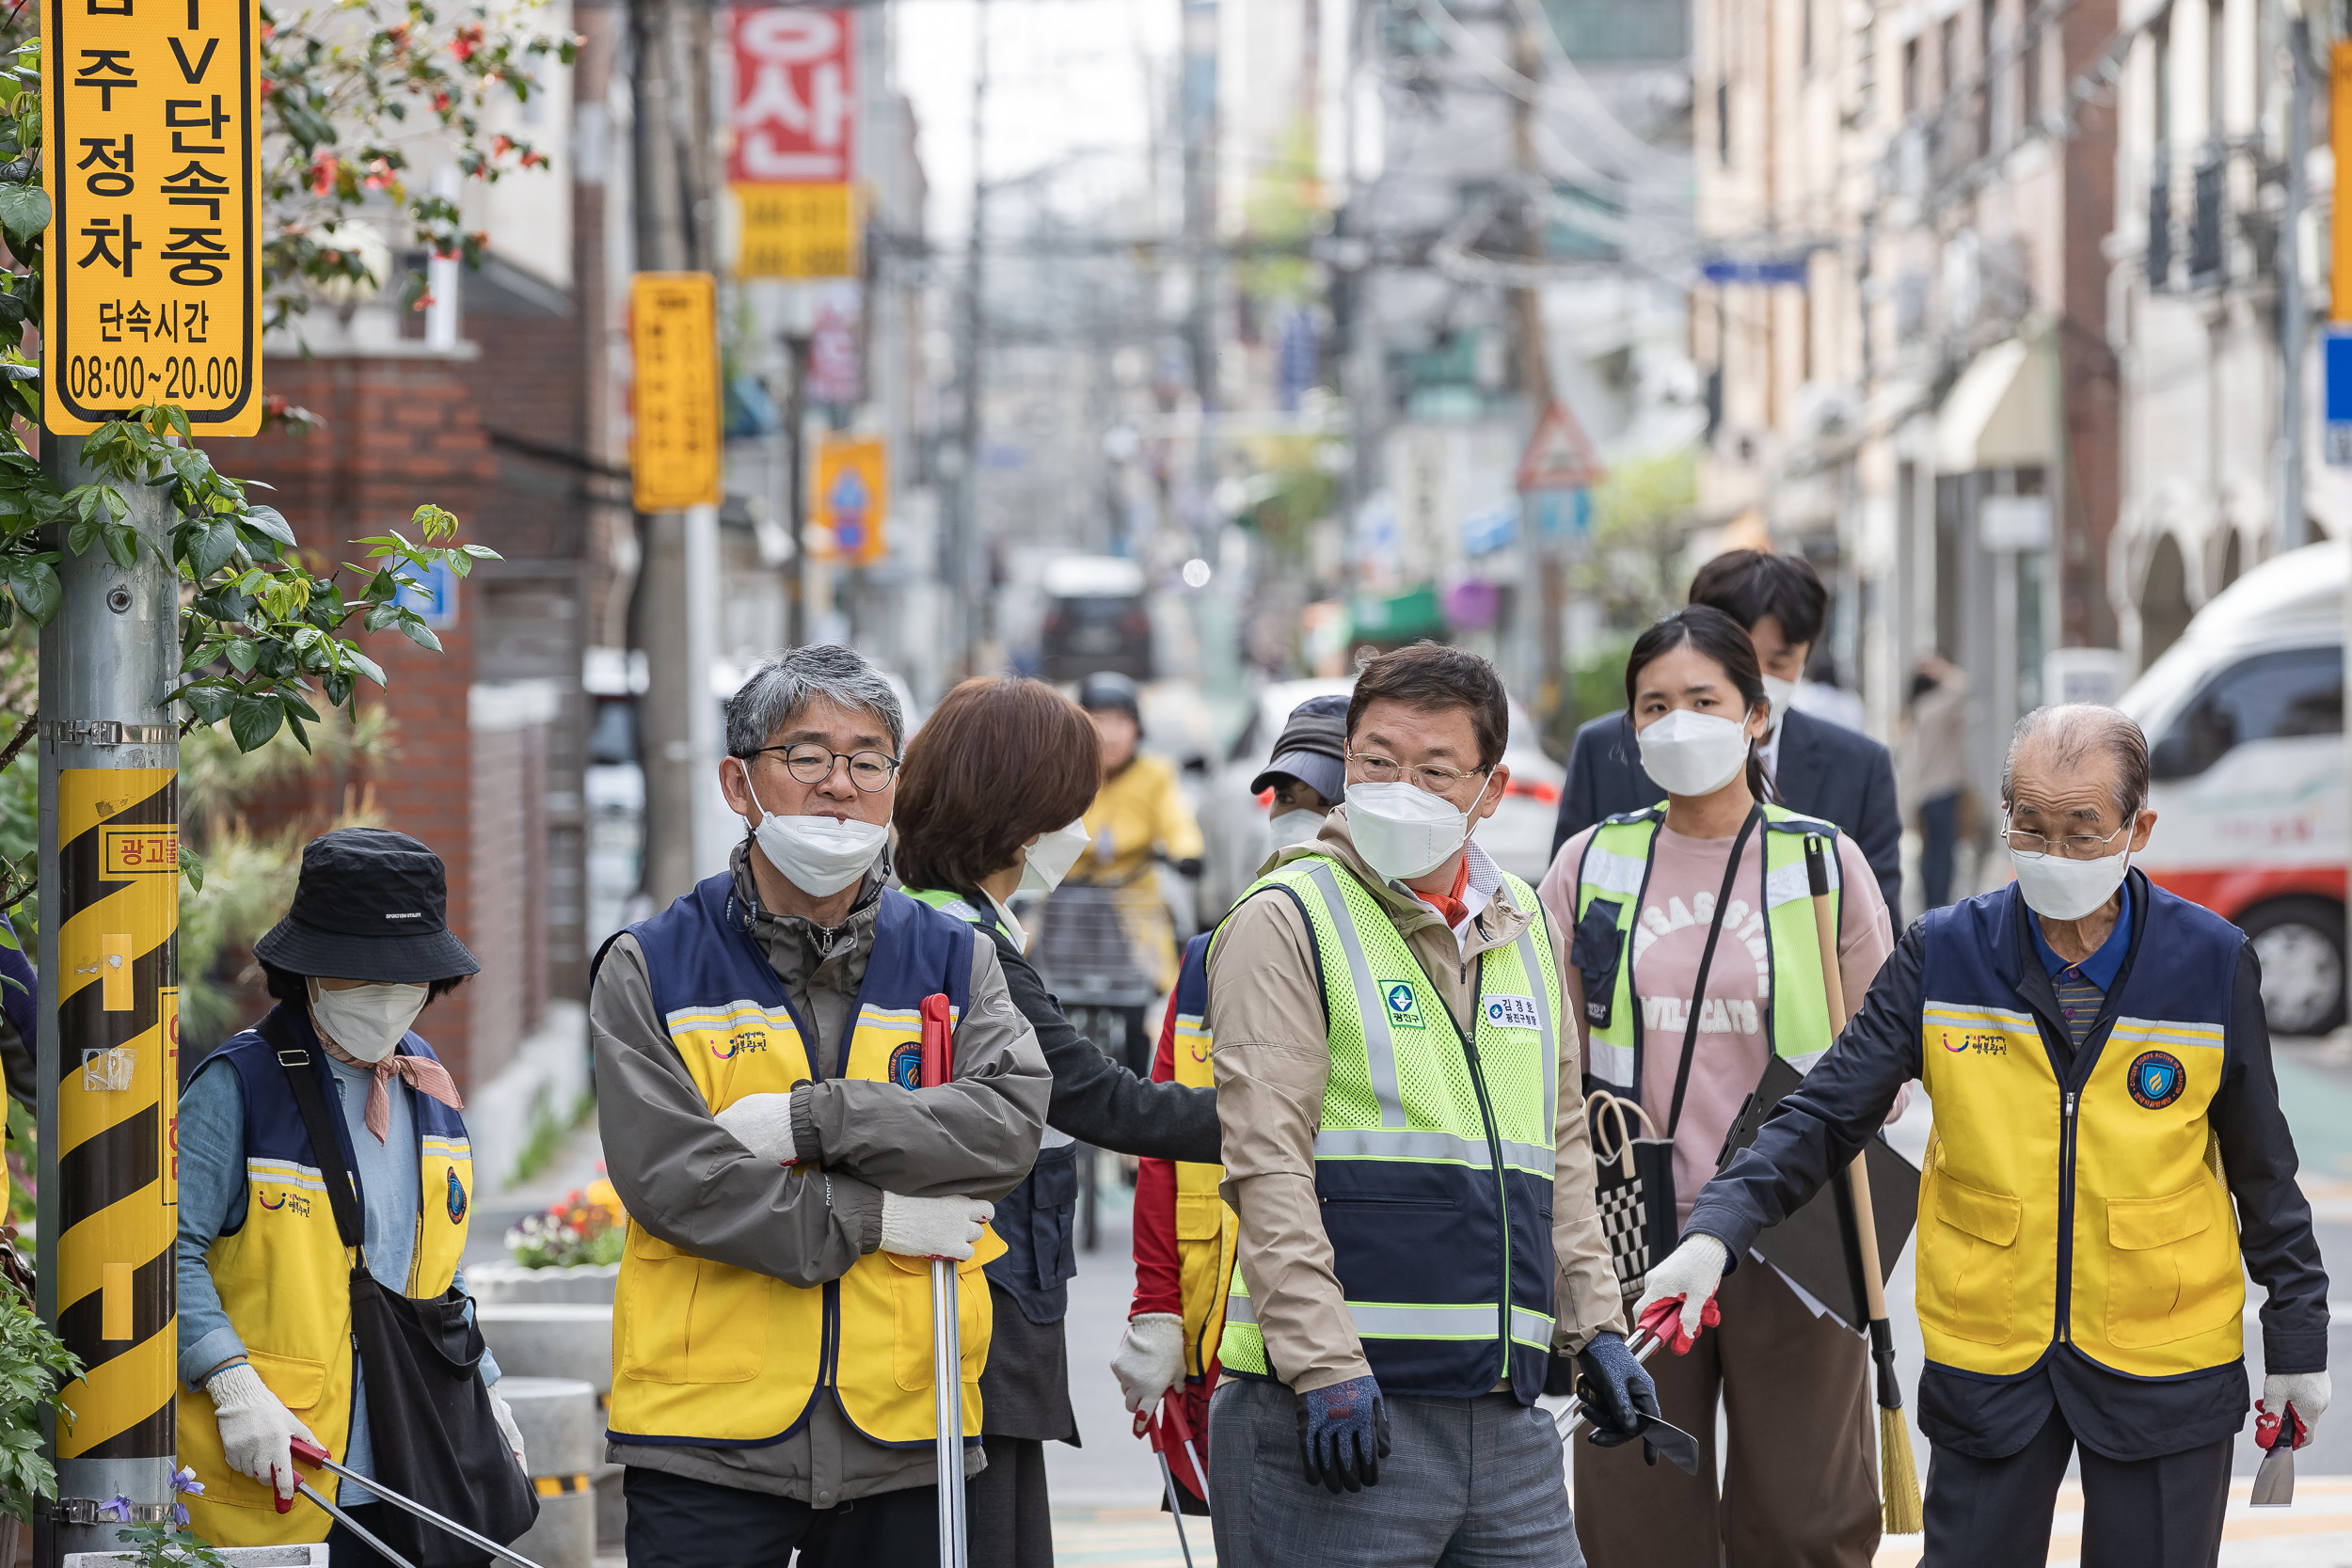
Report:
0,710,34,777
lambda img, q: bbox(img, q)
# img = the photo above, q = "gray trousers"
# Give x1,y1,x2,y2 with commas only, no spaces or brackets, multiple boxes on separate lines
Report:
1207,1379,1585,1568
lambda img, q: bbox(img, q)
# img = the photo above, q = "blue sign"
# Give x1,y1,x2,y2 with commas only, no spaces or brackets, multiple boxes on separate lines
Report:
1699,256,1811,287
1530,487,1591,543
395,559,459,629
2327,328,2352,466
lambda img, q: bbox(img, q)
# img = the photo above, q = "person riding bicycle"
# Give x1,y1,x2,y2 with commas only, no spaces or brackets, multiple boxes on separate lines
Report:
1064,673,1205,1009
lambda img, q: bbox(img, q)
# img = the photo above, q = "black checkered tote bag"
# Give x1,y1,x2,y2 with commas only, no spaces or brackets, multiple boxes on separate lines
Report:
1586,1090,1677,1303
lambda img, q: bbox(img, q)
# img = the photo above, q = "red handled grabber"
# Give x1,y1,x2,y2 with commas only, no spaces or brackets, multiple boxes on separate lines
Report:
1132,1402,1200,1568
275,1436,551,1568
918,991,969,1568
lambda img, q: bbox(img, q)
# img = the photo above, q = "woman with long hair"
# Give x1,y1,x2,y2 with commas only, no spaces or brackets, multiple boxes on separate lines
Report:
893,675,1221,1568
1536,605,1896,1567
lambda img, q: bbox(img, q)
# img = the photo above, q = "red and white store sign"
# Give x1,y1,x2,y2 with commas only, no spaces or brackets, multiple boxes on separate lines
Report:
728,8,855,183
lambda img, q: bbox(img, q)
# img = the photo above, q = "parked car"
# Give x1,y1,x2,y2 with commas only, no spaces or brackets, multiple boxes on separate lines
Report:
1040,555,1152,682
2115,539,2347,1033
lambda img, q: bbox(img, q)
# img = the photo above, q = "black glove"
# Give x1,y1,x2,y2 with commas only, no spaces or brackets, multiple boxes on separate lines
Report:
1172,856,1205,879
1295,1375,1392,1495
1576,1331,1663,1455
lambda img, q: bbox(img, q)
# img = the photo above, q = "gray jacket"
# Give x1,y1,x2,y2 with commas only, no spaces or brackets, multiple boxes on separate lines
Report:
594,844,1051,1505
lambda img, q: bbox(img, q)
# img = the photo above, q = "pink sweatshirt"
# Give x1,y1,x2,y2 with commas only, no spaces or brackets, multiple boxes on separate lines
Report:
1538,819,1895,1220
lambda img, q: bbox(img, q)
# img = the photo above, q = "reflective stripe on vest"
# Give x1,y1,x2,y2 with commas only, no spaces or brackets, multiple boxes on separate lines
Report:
180,1013,473,1545
1167,933,1235,1381
605,874,1004,1449
1913,878,2245,1380
1215,857,1560,1401
1572,803,1839,1098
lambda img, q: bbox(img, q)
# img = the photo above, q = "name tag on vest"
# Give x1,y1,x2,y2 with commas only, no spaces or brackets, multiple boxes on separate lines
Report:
1483,995,1542,1031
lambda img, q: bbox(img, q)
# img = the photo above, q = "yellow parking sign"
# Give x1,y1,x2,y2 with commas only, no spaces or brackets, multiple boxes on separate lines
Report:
629,273,721,513
814,435,886,564
42,0,263,434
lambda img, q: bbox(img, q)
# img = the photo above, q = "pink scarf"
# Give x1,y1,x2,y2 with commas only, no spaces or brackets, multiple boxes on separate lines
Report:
320,1037,465,1143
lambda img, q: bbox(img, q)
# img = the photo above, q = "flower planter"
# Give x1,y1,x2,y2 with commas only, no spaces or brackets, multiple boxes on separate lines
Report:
66,1550,326,1568
467,1262,616,1307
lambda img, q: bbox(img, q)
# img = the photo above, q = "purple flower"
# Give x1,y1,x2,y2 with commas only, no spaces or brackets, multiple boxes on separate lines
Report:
97,1495,133,1523
170,1504,189,1528
170,1467,204,1496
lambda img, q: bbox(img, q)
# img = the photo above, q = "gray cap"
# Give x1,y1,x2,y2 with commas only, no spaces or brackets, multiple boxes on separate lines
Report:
1249,693,1349,801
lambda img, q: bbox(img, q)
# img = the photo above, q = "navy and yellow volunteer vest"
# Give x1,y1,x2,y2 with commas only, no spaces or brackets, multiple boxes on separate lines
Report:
1215,855,1561,1402
1568,802,1840,1101
605,872,1005,1449
901,887,1079,1327
178,1010,474,1545
1915,874,2246,1381
1167,933,1236,1383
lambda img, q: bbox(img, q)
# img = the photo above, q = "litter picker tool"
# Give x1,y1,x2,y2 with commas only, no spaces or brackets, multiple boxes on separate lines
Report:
1161,1389,1210,1508
1554,1324,1702,1475
919,991,970,1568
278,1436,550,1568
277,1473,420,1568
1134,1403,1200,1567
1805,834,1922,1535
2252,1401,2306,1506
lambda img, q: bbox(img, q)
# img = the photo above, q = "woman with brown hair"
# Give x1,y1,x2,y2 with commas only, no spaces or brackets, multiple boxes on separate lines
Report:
895,675,1222,1568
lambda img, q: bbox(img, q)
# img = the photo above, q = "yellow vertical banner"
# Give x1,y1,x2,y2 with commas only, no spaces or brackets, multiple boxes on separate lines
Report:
54,768,178,1458
629,273,722,513
41,0,264,433
813,435,888,565
2335,43,2352,321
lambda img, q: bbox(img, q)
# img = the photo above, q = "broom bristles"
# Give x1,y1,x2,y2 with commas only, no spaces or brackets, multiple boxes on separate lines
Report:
1879,1406,1923,1534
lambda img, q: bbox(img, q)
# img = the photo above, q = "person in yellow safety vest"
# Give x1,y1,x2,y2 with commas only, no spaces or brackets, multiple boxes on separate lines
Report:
1650,704,2332,1568
590,645,1050,1568
1066,673,1206,1018
176,830,529,1562
1112,693,1351,1508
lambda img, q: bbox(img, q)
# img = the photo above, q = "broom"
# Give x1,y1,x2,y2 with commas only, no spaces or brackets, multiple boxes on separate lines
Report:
1804,834,1923,1534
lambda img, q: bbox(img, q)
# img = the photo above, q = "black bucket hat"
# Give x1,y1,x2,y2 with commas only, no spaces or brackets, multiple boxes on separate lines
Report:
252,828,481,984
1249,692,1350,802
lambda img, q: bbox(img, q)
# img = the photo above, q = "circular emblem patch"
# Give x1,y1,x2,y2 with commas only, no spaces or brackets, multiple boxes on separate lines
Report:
1386,984,1414,1014
446,1167,469,1223
889,1041,924,1091
2127,1050,2185,1110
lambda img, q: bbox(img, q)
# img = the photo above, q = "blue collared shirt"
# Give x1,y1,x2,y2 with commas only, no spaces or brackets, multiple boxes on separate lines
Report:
2027,879,2132,987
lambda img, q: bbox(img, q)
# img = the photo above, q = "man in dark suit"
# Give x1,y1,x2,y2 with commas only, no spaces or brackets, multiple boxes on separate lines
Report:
1549,550,1903,912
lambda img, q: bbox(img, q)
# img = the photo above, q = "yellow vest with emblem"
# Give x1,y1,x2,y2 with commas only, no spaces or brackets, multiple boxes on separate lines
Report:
1165,933,1234,1379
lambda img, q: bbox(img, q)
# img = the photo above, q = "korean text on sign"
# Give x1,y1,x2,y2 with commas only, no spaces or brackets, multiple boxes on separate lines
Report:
43,0,262,434
728,8,853,182
629,273,721,513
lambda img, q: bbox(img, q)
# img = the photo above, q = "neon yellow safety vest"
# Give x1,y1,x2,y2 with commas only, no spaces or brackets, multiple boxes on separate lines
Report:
1215,855,1563,1401
1568,803,1840,1100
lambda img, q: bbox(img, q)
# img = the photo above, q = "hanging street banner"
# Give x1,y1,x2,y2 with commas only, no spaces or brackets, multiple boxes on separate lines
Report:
43,0,263,434
629,273,722,513
729,8,857,279
814,434,886,565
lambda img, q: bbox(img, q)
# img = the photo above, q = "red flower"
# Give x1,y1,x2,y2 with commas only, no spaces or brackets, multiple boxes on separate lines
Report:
490,133,513,157
309,153,338,197
433,89,451,113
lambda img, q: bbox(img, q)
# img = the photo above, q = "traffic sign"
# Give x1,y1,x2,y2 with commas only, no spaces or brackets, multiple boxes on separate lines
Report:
629,273,722,512
814,434,886,564
2326,327,2352,466
1516,402,1604,493
43,0,263,434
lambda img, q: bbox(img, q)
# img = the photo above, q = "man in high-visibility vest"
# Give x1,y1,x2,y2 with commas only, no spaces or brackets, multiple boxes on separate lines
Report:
1206,643,1642,1567
1646,705,2331,1567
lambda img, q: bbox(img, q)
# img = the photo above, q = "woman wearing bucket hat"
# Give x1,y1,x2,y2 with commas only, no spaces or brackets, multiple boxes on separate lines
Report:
174,828,526,1563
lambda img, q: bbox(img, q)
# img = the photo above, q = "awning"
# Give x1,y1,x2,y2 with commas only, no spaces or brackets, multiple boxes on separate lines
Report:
1934,333,2055,472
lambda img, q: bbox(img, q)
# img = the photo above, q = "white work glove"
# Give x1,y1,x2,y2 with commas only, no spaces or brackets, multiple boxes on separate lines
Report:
205,1361,319,1501
1631,1233,1730,1348
714,1093,799,1165
1110,1313,1186,1414
2264,1371,2332,1448
487,1382,528,1471
880,1192,993,1260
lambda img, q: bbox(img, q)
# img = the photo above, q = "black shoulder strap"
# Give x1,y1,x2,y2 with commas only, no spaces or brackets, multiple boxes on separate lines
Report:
1665,804,1763,1139
257,1009,367,1254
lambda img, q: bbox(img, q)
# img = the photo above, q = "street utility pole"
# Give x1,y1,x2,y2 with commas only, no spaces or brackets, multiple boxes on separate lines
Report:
783,332,813,648
2280,10,2312,554
36,436,180,1566
947,0,988,675
1510,18,1564,730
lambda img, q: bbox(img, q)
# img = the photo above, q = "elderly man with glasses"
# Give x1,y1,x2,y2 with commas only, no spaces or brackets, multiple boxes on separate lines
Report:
1201,641,1636,1568
1638,703,2331,1568
590,644,1050,1568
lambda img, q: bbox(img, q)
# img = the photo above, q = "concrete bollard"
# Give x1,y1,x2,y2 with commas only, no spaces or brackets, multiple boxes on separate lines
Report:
594,1465,624,1551
498,1377,600,1568
468,1262,618,1306
68,1551,326,1568
477,1304,615,1394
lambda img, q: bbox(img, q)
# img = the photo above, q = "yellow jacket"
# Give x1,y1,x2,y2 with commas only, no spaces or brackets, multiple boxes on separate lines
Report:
1069,755,1203,990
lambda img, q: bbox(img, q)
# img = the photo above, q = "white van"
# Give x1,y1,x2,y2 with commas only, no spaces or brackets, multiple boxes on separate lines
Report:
2114,540,2347,1034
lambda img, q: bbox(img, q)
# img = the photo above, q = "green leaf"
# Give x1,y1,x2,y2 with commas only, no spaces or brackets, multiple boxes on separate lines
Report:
7,562,56,626
241,506,296,547
180,686,230,724
227,692,283,752
188,519,239,578
223,640,257,673
0,185,48,249
178,846,203,893
346,647,386,687
397,615,441,653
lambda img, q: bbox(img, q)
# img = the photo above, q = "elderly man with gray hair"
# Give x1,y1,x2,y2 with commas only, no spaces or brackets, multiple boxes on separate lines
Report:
1630,703,2329,1568
591,644,1050,1568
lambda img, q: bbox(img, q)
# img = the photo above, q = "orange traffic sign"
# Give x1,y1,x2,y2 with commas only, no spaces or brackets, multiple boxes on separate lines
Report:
1517,402,1603,493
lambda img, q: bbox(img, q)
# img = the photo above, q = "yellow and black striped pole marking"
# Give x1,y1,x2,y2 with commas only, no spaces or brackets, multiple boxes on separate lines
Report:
52,768,177,1467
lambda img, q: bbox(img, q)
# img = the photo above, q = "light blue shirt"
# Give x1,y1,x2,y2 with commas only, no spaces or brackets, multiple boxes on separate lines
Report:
176,1017,497,1505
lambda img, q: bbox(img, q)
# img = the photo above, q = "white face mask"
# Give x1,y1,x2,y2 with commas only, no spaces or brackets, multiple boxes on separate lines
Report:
744,770,889,896
1345,781,1478,883
1635,708,1754,797
309,980,429,1064
2009,827,2135,921
1017,819,1093,896
1267,809,1326,848
1760,673,1800,730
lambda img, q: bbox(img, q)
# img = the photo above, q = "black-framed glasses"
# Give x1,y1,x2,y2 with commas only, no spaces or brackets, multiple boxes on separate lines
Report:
739,744,901,793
